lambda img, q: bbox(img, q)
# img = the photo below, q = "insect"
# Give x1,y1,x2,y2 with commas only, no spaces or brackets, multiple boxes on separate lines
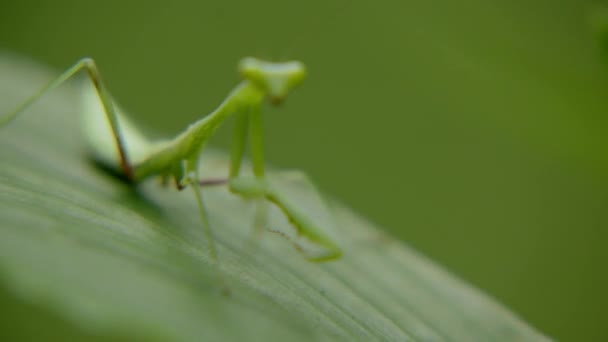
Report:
0,57,342,264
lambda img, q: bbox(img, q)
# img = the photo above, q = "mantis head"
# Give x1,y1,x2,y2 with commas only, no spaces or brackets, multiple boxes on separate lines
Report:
238,57,307,105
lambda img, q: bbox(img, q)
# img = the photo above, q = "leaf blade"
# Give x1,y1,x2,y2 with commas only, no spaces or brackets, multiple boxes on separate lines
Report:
0,54,550,341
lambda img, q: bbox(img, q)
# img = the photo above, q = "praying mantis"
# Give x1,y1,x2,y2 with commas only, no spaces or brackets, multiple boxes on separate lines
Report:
0,56,342,264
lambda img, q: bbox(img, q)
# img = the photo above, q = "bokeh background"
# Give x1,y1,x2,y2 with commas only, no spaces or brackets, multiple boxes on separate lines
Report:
1,0,607,340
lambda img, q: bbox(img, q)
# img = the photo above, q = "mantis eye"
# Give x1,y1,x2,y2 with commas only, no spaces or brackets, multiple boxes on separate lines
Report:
238,57,307,104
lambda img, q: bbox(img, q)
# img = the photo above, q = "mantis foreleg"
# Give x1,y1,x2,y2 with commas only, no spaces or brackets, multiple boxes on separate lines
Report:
229,111,248,179
248,107,265,179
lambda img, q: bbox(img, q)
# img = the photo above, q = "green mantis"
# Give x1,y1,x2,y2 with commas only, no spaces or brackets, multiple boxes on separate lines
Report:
0,57,342,264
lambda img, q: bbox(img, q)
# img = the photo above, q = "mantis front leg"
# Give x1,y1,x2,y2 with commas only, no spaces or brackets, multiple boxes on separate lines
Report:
229,111,249,179
225,106,342,261
229,107,270,239
228,105,265,180
196,110,249,186
248,107,265,179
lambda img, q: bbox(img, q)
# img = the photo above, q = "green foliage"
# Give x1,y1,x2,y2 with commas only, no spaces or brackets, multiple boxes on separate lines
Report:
0,55,549,341
591,5,608,56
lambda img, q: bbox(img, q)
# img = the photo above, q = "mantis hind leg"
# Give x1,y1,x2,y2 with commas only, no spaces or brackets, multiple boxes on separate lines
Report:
0,58,134,179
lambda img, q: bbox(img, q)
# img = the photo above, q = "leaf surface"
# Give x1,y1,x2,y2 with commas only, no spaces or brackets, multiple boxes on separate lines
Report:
0,54,549,341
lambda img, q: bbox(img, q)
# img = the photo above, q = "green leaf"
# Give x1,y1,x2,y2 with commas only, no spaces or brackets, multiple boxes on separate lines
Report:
0,54,549,341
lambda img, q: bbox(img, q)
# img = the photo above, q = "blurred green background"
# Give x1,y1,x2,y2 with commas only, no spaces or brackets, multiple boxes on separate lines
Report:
1,0,607,340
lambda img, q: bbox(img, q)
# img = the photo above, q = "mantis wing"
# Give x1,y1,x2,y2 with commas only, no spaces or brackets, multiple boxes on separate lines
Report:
80,81,156,173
